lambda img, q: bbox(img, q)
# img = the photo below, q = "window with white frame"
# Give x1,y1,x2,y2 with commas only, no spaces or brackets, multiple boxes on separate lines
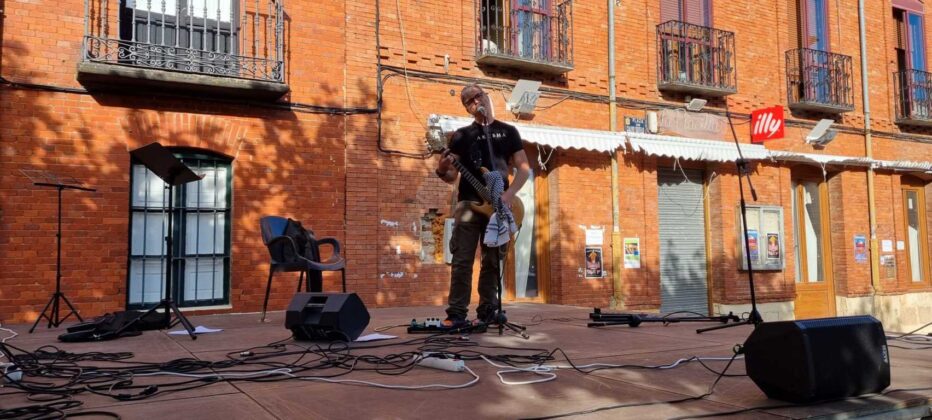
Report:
128,151,232,309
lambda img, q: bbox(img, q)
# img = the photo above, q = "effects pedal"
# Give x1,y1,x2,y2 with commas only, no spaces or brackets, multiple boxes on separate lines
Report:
406,318,488,334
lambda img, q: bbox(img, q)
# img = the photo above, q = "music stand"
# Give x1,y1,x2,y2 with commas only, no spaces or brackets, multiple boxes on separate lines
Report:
113,143,203,340
22,170,95,333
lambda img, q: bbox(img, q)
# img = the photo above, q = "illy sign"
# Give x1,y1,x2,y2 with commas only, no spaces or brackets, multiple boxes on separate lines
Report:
751,106,785,143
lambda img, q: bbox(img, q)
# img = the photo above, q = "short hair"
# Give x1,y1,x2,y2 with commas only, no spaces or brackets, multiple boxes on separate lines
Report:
460,84,483,105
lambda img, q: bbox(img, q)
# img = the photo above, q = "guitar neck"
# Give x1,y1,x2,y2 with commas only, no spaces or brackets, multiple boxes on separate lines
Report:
451,159,492,203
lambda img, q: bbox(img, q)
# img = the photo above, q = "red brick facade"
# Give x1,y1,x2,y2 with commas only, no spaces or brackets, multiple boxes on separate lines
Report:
2,0,931,331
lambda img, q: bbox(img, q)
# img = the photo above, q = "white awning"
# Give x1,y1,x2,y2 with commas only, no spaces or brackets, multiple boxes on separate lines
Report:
428,114,626,153
625,132,770,162
874,159,932,172
768,150,873,167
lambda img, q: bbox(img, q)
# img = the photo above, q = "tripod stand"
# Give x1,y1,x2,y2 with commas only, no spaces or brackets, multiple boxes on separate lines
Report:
113,143,203,340
696,103,764,334
27,176,95,333
488,240,529,339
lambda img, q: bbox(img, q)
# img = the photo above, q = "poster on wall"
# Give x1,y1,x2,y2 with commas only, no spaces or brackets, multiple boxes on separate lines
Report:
585,247,603,278
747,230,760,262
766,233,780,260
854,234,867,263
880,255,896,279
623,238,641,269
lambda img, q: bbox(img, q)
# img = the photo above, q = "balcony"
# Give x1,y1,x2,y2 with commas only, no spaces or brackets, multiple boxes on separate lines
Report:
475,0,573,74
656,20,736,97
786,49,854,114
78,0,288,100
894,69,932,126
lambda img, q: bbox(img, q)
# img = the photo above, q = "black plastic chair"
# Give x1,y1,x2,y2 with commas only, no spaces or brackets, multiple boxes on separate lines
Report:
259,216,346,322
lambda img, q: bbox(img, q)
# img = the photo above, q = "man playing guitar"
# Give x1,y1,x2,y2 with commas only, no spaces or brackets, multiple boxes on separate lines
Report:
434,84,531,328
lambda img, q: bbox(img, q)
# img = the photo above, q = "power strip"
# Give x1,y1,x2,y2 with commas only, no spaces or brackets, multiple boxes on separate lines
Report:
414,354,465,372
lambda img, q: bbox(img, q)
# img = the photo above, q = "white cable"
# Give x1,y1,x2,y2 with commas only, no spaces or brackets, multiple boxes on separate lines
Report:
293,365,479,390
134,368,294,379
134,365,480,390
480,355,743,386
0,322,17,361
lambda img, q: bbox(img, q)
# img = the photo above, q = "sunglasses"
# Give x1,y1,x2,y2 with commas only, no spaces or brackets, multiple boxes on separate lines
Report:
462,91,486,106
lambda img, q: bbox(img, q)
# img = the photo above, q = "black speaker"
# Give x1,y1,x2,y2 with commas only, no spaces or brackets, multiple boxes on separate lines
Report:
743,315,890,403
285,293,370,342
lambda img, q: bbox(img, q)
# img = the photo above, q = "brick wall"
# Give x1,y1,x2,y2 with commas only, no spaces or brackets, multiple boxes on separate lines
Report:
2,0,932,323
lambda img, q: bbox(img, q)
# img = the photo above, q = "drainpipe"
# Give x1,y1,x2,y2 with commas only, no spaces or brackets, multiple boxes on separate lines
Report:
858,0,881,293
608,0,624,307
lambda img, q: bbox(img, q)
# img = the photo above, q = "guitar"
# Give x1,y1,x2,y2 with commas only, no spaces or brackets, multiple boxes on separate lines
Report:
425,128,524,227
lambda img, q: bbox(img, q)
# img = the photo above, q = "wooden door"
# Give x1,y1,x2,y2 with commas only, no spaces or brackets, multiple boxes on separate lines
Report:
792,179,836,319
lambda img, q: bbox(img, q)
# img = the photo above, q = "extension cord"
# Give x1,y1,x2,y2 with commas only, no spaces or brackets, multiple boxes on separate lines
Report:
414,354,465,372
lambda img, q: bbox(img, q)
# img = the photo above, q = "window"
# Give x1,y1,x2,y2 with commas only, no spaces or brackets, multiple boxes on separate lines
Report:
660,0,712,26
128,151,232,309
119,0,237,73
736,205,785,271
480,0,559,61
902,186,929,283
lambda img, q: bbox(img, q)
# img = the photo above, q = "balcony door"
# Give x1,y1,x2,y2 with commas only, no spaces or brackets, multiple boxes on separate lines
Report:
800,0,830,102
512,0,552,61
660,0,711,26
120,0,238,74
895,7,929,119
792,179,836,319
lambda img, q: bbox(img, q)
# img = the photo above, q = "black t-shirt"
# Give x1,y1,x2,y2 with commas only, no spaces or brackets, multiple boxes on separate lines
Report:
448,120,523,203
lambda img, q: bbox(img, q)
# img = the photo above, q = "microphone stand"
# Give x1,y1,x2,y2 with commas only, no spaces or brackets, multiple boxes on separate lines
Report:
697,102,764,334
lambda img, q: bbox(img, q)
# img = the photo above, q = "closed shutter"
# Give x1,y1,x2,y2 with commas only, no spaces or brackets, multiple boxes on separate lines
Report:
658,168,709,315
660,0,681,24
683,0,710,26
789,0,800,48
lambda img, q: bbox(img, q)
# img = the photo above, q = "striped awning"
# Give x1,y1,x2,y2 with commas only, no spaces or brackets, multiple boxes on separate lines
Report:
768,150,874,167
625,132,770,162
428,115,626,153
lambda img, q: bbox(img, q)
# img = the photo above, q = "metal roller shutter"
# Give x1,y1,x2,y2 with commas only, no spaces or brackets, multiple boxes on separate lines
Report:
658,168,709,314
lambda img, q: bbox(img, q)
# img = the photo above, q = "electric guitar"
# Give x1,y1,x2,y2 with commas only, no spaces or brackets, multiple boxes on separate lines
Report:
426,130,524,227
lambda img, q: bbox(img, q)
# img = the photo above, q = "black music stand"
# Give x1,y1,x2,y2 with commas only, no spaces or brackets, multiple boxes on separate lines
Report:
23,170,95,333
113,143,203,340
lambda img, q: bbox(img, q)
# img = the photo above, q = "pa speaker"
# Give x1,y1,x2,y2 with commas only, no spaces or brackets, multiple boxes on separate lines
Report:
285,293,370,342
743,315,890,403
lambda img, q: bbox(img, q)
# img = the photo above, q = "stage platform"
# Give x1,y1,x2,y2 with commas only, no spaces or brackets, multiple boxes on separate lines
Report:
1,303,930,419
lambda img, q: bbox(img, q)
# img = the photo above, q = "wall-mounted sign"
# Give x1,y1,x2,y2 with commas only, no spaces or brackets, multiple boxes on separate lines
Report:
750,106,785,143
624,116,647,133
657,109,727,139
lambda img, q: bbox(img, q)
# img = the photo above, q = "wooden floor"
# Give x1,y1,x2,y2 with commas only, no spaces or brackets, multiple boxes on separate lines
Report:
2,303,930,419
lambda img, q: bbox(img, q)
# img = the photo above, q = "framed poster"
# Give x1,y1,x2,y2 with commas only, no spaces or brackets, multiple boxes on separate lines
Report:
737,205,785,270
585,247,603,278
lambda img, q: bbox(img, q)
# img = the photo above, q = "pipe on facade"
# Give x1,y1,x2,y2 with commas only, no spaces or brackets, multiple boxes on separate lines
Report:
608,0,624,307
858,0,881,292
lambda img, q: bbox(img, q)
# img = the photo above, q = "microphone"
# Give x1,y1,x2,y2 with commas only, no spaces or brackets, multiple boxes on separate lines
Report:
476,105,487,116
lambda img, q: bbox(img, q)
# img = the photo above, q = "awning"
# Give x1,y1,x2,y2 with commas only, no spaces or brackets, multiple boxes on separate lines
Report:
768,150,873,167
625,132,770,162
428,114,626,153
769,151,932,174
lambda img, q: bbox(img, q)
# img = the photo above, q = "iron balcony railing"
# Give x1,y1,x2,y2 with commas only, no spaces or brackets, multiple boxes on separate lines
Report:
475,0,573,73
894,69,932,124
786,48,854,113
657,20,736,96
82,0,285,83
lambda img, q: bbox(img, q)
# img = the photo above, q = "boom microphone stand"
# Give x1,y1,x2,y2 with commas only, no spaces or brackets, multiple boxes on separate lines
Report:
25,171,95,332
696,103,764,334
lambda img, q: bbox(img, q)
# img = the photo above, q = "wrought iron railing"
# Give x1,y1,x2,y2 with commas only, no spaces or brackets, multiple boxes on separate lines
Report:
786,48,854,112
475,0,573,70
657,20,736,94
894,69,932,122
82,0,285,83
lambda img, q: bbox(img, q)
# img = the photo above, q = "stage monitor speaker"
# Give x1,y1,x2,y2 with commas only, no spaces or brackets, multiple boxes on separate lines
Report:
285,293,370,342
743,315,890,403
